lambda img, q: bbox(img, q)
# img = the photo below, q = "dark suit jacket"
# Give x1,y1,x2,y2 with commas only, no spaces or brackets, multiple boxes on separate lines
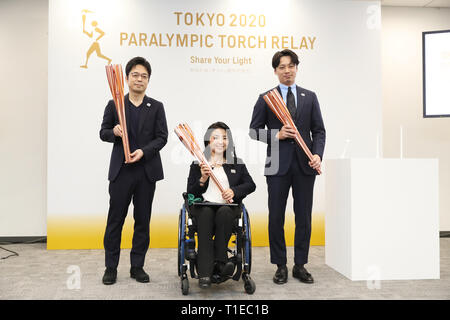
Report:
100,94,168,182
187,159,256,204
249,85,326,176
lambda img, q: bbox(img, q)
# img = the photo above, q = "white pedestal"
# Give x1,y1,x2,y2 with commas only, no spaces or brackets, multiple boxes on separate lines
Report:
325,159,440,281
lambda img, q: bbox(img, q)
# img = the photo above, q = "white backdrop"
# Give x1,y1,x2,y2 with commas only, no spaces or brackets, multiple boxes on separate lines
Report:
48,0,381,248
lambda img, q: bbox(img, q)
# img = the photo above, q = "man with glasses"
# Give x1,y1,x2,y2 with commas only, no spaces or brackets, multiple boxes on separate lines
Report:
100,56,168,285
249,49,325,285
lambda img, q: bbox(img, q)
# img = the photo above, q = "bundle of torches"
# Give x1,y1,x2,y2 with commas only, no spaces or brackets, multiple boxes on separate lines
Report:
263,89,322,175
105,64,131,163
174,123,234,204
174,90,320,202
107,65,319,180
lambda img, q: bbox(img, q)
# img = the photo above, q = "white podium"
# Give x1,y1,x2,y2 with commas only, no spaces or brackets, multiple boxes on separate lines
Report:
325,159,440,281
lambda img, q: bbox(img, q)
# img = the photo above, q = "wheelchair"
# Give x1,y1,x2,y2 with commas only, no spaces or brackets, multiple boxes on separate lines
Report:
177,192,256,295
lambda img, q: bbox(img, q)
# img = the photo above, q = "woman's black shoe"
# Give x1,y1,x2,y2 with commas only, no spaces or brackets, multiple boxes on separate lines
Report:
219,261,235,277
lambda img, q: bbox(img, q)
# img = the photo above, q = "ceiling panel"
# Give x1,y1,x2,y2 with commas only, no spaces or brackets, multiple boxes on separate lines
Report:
352,0,450,7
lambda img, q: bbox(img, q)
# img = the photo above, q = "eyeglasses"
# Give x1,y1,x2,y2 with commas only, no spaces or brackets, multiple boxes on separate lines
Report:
129,72,149,80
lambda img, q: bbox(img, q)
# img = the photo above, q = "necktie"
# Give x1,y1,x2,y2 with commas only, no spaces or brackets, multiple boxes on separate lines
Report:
287,87,296,118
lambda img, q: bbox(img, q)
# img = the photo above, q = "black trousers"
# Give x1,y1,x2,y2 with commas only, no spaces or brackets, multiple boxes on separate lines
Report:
191,205,240,278
266,157,316,266
104,162,156,268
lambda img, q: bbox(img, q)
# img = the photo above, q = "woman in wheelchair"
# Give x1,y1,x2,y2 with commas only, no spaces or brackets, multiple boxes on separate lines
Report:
186,122,256,289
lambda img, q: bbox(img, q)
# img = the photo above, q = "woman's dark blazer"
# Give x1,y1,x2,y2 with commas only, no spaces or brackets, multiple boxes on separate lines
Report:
187,158,256,204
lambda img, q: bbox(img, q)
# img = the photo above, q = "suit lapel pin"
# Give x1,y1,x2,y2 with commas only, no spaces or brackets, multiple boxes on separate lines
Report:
231,169,236,173
300,93,305,97
147,103,151,107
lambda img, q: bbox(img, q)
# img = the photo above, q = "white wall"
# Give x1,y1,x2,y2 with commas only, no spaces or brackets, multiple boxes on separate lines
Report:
47,0,381,235
0,0,48,236
1,1,449,237
381,6,450,231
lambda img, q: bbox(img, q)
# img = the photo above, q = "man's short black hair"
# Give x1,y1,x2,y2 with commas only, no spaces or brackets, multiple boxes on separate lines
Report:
272,49,299,69
125,56,152,77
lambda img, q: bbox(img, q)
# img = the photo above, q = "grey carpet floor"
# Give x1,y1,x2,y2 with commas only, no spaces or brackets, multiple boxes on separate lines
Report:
1,239,449,300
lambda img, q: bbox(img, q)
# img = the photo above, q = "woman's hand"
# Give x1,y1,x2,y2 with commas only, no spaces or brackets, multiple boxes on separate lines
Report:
222,188,234,203
199,163,212,183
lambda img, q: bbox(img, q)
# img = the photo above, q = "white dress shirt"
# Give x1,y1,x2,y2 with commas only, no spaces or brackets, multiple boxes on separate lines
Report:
202,166,230,203
279,83,297,107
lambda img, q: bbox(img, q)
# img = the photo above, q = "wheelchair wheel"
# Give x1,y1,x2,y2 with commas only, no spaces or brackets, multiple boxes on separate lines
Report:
177,208,184,277
242,208,252,274
243,275,256,294
181,277,189,295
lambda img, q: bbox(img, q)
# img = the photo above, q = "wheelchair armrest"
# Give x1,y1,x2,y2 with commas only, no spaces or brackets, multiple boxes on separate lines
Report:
182,193,191,214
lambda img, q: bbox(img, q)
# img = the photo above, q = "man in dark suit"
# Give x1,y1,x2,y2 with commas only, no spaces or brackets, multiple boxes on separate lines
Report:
249,49,325,285
99,56,168,285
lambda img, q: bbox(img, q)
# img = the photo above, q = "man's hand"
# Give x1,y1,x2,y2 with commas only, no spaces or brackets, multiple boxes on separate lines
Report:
222,188,235,203
128,149,144,163
308,154,321,171
276,125,297,140
113,124,123,137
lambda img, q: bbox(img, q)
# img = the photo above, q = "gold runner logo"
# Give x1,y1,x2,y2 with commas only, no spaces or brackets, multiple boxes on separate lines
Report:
80,9,111,69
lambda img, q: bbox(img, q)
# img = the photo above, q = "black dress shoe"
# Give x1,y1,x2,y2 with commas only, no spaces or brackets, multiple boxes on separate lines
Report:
102,267,117,285
199,277,211,289
292,265,314,284
273,265,288,284
130,267,150,283
219,261,235,277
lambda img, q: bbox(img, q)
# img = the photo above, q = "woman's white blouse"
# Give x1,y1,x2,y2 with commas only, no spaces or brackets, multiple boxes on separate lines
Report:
202,166,230,203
